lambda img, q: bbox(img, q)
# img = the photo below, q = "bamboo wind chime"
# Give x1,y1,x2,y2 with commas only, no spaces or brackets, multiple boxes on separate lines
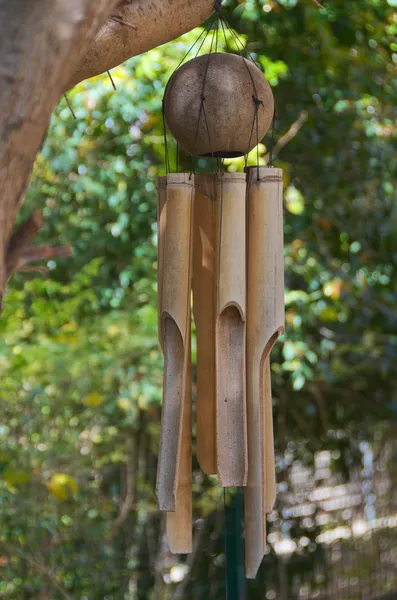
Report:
155,10,285,579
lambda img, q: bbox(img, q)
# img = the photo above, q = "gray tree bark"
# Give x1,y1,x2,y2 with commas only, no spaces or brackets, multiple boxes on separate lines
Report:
0,0,118,298
68,0,215,89
0,0,214,304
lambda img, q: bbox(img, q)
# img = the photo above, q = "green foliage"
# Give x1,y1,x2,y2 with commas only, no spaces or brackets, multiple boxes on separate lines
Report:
0,1,396,597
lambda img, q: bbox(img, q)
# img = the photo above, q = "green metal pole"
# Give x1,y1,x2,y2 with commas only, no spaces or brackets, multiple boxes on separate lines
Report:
225,488,246,600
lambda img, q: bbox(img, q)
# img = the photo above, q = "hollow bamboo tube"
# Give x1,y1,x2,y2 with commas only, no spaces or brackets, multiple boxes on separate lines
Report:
166,331,192,553
192,174,217,475
245,167,284,579
157,176,167,347
264,358,276,513
156,173,194,512
215,172,247,487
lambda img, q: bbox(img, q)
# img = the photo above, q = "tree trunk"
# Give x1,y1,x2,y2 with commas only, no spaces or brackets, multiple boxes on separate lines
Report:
0,0,118,300
0,0,214,305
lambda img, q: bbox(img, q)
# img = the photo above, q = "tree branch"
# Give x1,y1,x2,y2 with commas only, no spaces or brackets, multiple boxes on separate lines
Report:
265,111,308,162
7,210,44,255
5,210,44,277
17,245,71,265
112,436,137,536
0,541,73,600
308,383,330,432
67,0,214,89
0,0,119,298
5,210,71,278
0,0,214,308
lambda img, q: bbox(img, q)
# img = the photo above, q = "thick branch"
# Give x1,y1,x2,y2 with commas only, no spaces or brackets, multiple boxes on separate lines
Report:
0,0,119,297
67,0,215,89
0,0,214,305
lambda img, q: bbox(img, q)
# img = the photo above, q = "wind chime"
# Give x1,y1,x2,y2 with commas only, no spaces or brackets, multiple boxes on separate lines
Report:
156,4,284,579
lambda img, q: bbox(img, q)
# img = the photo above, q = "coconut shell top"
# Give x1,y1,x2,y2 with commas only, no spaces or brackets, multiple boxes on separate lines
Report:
163,52,274,158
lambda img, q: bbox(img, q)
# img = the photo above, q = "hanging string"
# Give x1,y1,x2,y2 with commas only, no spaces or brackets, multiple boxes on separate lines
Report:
63,93,76,120
219,19,259,83
221,14,259,66
256,103,261,180
107,70,117,90
194,20,215,58
220,17,231,53
190,20,216,175
243,98,262,172
190,24,217,172
219,16,264,174
162,15,217,176
174,17,216,73
215,9,220,53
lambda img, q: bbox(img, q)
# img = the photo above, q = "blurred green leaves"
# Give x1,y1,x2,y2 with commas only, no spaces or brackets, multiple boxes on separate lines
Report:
0,1,396,597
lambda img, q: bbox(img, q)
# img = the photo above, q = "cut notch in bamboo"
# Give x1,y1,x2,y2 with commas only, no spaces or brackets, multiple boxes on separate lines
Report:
192,174,217,476
245,166,284,579
263,357,276,514
156,173,194,512
216,172,248,488
166,327,192,553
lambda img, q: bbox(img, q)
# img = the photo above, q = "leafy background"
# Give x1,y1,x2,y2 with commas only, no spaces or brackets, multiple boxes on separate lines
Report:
0,0,396,598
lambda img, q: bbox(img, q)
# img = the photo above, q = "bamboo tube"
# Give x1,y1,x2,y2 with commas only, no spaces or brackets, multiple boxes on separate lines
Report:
166,332,192,553
215,172,247,487
157,176,167,347
245,167,284,579
264,358,276,513
156,173,194,512
192,174,217,475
